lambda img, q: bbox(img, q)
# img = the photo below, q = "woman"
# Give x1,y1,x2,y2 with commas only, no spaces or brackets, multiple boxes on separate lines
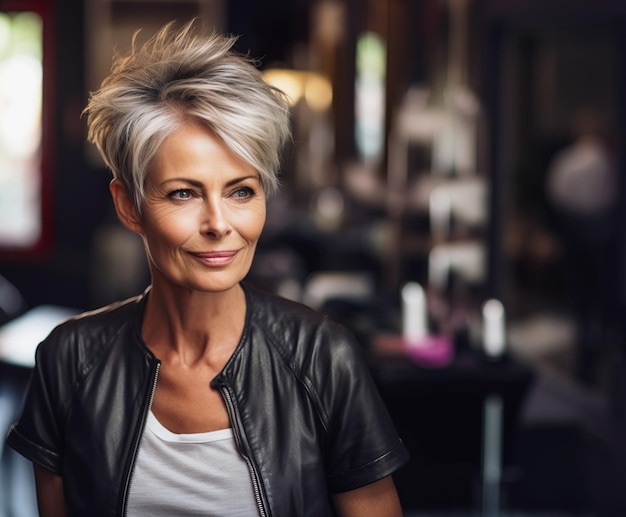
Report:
7,20,409,516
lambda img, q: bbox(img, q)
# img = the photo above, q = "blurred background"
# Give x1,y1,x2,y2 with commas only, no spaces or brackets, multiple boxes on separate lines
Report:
1,0,626,515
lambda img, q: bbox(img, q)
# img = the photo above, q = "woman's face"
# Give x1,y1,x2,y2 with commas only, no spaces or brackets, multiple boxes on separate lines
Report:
134,121,266,294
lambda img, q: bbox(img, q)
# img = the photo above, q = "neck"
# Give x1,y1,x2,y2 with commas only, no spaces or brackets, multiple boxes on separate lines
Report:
141,281,247,365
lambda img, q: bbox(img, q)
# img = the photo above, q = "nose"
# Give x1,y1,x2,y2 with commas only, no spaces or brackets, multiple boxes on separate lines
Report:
200,197,231,239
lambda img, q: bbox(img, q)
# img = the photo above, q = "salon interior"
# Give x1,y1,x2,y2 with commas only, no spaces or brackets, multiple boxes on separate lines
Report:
1,0,626,515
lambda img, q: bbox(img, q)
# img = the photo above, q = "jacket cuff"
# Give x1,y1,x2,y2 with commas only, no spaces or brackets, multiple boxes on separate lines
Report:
6,423,62,474
327,439,410,493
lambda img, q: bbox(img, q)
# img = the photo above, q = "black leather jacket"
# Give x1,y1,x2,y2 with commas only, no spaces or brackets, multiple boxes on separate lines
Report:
7,283,409,516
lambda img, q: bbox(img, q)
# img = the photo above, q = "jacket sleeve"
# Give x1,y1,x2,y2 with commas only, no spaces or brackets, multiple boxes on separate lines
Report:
6,325,76,474
312,319,410,493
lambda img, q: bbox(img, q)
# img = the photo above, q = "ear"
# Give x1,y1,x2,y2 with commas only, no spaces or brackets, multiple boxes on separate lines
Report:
110,179,143,234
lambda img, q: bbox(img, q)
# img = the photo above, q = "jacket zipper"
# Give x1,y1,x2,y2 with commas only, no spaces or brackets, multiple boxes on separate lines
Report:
120,361,160,517
218,380,269,517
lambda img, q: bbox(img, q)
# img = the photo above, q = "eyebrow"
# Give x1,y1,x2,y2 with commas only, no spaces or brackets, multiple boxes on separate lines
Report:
160,175,260,188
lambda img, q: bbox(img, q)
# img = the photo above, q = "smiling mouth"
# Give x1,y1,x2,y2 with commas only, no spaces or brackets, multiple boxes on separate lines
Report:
191,250,238,266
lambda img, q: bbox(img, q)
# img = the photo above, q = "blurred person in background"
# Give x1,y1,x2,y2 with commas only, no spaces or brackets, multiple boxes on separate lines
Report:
7,20,408,517
546,108,618,385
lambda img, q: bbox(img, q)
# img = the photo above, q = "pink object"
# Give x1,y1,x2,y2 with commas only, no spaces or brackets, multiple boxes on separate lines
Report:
405,335,454,368
371,333,454,368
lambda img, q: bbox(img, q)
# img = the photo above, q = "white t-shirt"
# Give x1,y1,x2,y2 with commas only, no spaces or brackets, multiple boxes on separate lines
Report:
125,411,260,516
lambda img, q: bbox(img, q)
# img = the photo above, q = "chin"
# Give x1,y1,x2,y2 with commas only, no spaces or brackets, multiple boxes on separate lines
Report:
184,274,247,294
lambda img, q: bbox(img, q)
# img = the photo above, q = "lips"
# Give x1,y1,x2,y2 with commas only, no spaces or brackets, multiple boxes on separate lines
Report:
190,250,238,266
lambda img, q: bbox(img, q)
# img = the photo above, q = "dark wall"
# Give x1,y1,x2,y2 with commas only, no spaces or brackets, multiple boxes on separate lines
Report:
227,0,310,65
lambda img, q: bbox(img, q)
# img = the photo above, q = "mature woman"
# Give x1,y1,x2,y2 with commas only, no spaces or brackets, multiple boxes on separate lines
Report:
7,20,409,517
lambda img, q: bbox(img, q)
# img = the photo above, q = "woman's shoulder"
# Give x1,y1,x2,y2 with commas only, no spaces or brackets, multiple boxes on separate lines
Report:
242,282,360,360
56,293,142,333
244,281,320,317
37,292,146,360
244,282,341,333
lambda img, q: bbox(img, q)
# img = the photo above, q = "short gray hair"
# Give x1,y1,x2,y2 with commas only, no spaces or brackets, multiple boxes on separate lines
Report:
84,20,291,209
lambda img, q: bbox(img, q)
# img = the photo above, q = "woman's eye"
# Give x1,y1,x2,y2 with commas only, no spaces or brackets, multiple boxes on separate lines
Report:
169,189,193,200
232,187,254,200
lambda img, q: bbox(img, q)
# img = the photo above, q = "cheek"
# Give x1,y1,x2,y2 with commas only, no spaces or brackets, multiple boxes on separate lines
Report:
144,210,197,248
240,205,266,242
